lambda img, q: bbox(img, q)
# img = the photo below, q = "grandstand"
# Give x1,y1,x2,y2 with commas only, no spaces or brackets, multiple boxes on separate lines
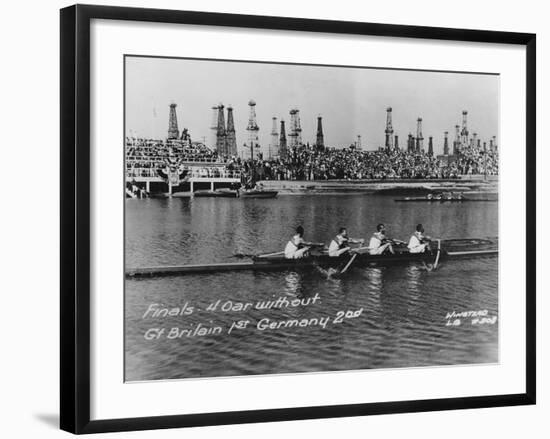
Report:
125,136,498,197
125,137,242,197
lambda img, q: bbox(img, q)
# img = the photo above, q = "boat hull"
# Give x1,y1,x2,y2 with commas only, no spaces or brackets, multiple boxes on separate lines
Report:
194,190,238,198
395,197,497,202
240,190,278,198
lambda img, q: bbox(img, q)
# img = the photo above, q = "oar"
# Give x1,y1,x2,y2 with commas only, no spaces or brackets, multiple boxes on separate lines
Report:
307,243,326,249
432,239,442,270
232,250,285,259
256,251,285,259
232,252,256,259
340,253,357,274
421,239,441,272
234,243,325,259
391,239,407,245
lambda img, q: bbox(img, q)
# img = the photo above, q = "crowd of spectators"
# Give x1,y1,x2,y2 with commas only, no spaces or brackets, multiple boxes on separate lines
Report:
125,137,498,182
252,148,445,180
125,137,222,168
243,145,498,181
454,144,499,176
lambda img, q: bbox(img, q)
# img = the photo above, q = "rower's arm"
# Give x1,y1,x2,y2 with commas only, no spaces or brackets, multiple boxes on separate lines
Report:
390,238,406,245
304,241,324,246
349,238,365,244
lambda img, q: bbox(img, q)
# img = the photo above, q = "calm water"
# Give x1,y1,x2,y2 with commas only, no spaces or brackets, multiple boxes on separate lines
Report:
125,194,498,381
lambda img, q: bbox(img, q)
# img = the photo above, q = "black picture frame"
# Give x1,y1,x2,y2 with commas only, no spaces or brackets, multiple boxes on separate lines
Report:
60,4,536,434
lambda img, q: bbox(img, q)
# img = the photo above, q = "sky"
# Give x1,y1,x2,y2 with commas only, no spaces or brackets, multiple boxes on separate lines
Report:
125,56,499,156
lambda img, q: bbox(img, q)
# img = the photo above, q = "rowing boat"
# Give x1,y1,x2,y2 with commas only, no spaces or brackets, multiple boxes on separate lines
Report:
126,238,498,277
394,196,497,202
239,189,278,198
194,189,238,198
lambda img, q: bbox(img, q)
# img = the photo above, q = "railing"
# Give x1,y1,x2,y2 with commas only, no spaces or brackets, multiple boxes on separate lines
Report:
126,167,242,179
182,157,229,164
126,155,228,164
187,169,241,179
126,168,159,178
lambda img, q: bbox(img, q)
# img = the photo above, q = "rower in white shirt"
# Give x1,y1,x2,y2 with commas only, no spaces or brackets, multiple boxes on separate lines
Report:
328,227,364,257
284,226,317,259
368,223,395,255
408,224,431,253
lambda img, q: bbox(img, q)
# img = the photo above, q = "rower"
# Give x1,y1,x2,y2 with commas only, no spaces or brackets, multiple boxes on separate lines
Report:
284,226,316,259
368,223,395,255
408,224,431,253
328,227,364,257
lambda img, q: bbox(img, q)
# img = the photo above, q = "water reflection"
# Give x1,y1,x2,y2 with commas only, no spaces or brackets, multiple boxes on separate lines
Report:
405,264,425,317
283,271,302,296
364,266,384,291
406,264,423,292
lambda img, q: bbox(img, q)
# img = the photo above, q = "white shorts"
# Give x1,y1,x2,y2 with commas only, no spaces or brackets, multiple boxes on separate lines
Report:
328,247,350,257
369,246,383,255
409,244,428,254
284,247,309,259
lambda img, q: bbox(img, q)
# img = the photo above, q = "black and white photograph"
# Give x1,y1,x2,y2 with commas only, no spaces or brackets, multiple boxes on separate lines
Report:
124,56,500,382
0,0,545,435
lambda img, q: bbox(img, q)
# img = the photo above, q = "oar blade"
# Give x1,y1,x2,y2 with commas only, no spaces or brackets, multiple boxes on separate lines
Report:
340,253,358,274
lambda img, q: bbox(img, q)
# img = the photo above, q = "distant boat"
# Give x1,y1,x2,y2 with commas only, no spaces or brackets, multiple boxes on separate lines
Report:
395,196,466,202
148,192,170,199
194,189,238,198
239,189,278,198
395,192,496,202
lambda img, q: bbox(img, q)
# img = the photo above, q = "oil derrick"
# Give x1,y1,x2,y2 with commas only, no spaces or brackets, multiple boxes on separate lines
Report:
407,133,414,152
443,131,449,155
472,132,478,149
460,111,469,147
453,125,460,155
316,116,325,151
428,136,434,156
279,119,287,160
394,135,399,150
246,100,260,159
385,107,394,150
492,136,497,151
167,103,179,139
269,117,279,159
209,105,218,149
356,135,362,150
288,108,302,148
215,104,226,155
226,106,236,156
416,118,424,152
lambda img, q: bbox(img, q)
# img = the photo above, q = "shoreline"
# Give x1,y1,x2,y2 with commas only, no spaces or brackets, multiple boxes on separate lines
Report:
257,176,498,196
134,176,499,198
